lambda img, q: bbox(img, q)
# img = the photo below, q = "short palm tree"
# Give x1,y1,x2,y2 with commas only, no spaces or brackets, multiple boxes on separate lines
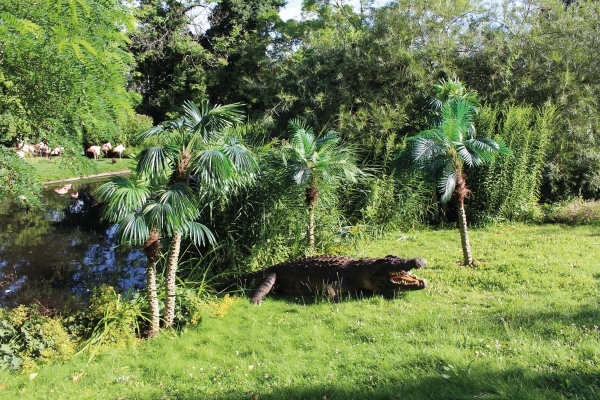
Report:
282,119,363,253
411,86,509,266
95,176,215,336
135,100,258,327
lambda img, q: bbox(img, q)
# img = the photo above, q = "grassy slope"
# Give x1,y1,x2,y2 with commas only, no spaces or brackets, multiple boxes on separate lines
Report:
25,156,135,182
0,224,598,399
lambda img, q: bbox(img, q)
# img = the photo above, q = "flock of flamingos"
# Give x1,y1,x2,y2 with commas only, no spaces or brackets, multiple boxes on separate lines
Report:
15,141,126,160
15,141,127,196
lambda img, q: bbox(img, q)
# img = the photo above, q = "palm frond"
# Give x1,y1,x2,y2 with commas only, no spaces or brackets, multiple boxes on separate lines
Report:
95,177,150,223
183,100,245,141
136,146,177,180
441,99,475,142
222,137,259,174
135,124,165,144
184,221,216,248
143,201,168,236
159,183,199,222
287,119,316,157
411,134,448,164
292,167,312,185
191,148,235,184
315,130,341,157
438,167,458,203
456,144,475,167
117,212,150,247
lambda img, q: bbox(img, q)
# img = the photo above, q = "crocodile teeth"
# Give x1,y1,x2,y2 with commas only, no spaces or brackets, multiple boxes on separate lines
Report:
388,271,425,287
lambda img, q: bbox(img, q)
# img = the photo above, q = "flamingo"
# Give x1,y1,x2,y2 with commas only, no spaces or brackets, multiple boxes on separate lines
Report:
34,142,49,157
86,145,101,160
101,142,112,157
50,146,64,156
17,142,35,156
53,184,72,195
112,144,126,159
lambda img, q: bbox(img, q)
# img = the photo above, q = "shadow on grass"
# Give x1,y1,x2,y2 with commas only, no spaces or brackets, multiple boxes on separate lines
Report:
140,368,599,399
255,291,410,306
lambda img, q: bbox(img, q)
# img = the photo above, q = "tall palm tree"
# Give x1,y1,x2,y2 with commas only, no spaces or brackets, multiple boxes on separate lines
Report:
282,119,363,252
95,177,215,335
411,88,509,266
135,100,258,327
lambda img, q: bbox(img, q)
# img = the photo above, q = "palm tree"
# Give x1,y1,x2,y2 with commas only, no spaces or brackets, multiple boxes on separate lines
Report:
135,100,258,327
282,119,364,253
95,177,215,336
411,84,509,266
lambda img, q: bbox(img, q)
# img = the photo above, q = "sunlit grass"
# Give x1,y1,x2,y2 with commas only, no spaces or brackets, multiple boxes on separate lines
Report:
25,156,135,182
0,224,598,399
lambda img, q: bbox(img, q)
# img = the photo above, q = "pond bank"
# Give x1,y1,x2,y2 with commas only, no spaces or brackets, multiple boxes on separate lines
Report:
43,169,131,185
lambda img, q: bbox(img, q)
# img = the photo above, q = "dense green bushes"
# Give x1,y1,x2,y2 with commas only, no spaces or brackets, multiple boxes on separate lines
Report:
470,103,556,223
0,306,74,371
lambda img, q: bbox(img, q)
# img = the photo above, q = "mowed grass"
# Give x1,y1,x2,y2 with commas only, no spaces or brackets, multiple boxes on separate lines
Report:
24,156,135,182
0,224,598,399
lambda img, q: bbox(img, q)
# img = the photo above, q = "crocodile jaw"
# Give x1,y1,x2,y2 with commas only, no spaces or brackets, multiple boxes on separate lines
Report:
388,271,427,289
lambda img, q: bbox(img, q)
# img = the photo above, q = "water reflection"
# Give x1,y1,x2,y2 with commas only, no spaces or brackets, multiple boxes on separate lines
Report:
0,180,145,310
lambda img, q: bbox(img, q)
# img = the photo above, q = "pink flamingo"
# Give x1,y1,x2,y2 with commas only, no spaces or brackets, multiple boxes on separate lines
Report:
17,142,35,156
34,142,49,157
53,184,72,195
86,145,101,160
50,146,64,156
101,142,112,157
112,144,126,159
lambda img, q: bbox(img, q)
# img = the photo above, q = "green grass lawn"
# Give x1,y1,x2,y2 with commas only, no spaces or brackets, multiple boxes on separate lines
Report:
25,156,136,183
0,224,598,399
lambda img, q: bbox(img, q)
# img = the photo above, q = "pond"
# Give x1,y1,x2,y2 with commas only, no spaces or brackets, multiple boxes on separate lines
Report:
0,179,146,311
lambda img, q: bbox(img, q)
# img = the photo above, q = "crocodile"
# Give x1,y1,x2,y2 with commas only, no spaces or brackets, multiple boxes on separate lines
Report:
239,255,428,304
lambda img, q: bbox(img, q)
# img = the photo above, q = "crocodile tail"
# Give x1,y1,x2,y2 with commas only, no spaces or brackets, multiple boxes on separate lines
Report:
251,273,277,305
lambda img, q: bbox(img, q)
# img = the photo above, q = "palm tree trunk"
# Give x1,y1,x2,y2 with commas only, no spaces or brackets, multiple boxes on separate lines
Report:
163,232,182,328
306,184,318,254
146,260,160,336
308,202,316,254
143,230,161,337
455,173,473,266
457,199,473,266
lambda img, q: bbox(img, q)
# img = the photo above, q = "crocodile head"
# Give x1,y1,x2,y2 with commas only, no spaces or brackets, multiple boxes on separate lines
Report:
363,256,428,291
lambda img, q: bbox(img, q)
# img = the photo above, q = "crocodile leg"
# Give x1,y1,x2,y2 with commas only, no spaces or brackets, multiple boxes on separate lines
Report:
251,273,277,305
325,279,345,303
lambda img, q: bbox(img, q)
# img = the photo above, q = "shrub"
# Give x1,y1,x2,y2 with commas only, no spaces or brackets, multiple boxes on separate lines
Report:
470,103,556,224
0,305,75,371
543,198,600,225
79,285,146,355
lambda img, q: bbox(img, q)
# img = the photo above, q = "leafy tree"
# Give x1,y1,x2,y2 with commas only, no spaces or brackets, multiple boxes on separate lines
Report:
411,81,509,266
0,0,137,203
0,147,42,208
129,0,211,123
281,119,363,252
0,0,137,144
136,100,258,327
200,0,284,113
452,0,600,200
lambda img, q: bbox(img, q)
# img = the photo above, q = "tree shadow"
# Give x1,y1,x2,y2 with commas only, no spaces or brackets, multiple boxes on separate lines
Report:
138,367,599,399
